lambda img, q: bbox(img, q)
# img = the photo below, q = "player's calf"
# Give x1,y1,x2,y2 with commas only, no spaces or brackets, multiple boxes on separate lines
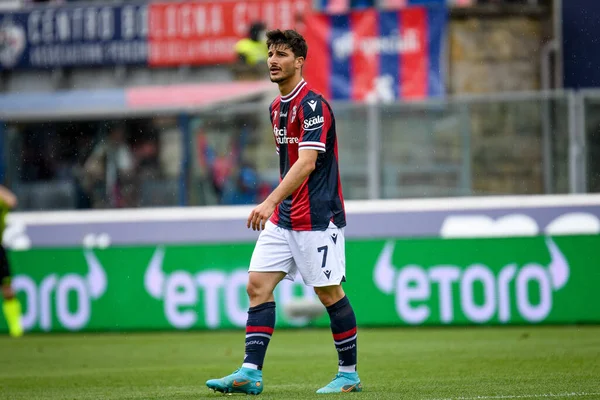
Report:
2,281,23,338
317,293,361,393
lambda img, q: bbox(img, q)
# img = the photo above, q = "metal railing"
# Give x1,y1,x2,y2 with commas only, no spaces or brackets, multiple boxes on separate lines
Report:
0,89,596,211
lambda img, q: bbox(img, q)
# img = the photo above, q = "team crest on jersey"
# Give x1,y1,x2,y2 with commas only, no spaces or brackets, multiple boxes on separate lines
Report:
291,106,297,123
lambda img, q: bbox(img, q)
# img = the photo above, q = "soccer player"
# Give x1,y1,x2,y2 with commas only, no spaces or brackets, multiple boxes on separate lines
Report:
0,185,23,338
206,29,361,395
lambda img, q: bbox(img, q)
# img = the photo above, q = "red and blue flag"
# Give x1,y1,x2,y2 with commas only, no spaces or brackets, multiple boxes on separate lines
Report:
303,6,447,102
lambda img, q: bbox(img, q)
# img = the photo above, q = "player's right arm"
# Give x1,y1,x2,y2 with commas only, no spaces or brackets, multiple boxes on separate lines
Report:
0,185,17,209
247,149,317,231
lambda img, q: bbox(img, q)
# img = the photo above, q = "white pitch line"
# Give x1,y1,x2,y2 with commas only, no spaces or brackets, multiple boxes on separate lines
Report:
428,392,600,400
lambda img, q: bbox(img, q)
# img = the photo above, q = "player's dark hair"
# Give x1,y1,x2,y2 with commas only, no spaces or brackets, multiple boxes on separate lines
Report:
266,29,308,59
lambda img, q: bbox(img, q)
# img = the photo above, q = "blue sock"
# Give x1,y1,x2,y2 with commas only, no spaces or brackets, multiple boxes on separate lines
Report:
327,296,358,371
243,301,275,370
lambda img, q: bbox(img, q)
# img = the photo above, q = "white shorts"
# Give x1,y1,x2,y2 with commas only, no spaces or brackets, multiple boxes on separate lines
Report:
249,220,346,287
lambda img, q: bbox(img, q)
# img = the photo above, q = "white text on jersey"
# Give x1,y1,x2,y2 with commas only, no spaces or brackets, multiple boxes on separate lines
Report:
274,125,299,144
304,115,324,129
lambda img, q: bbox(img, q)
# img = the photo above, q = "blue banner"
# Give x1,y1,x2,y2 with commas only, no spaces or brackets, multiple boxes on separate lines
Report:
562,0,600,89
0,3,148,70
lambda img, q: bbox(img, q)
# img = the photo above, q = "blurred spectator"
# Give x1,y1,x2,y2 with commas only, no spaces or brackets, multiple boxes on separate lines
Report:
196,125,273,206
197,129,237,203
221,161,261,205
232,22,268,81
80,122,136,208
72,133,95,209
132,136,160,181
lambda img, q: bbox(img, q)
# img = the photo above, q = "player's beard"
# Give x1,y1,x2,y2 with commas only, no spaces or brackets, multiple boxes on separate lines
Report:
270,66,294,84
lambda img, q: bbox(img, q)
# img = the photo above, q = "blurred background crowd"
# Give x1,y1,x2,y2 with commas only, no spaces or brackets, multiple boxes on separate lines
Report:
1,0,598,211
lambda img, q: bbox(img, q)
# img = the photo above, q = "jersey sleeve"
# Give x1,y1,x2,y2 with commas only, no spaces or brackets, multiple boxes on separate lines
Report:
298,97,331,153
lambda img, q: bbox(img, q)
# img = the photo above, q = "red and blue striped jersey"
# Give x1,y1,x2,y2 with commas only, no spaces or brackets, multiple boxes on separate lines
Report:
268,79,346,231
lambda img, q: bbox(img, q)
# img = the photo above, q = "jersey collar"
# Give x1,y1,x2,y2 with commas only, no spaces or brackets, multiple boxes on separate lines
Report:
281,79,307,103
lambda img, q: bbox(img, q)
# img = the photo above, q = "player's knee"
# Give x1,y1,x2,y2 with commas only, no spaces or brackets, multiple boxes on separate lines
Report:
246,281,259,299
314,285,345,307
246,278,269,302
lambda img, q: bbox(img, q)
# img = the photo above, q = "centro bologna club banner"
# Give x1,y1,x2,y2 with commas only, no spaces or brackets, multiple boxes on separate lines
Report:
0,0,309,69
302,7,447,101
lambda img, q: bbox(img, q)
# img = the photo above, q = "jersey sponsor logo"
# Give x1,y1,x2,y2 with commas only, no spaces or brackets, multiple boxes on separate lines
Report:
303,115,324,129
307,100,318,111
144,247,319,329
332,30,420,60
12,247,107,332
373,236,570,325
274,125,299,144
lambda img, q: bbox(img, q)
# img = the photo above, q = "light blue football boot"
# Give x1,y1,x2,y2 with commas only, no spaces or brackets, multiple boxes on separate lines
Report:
206,367,263,395
316,371,362,394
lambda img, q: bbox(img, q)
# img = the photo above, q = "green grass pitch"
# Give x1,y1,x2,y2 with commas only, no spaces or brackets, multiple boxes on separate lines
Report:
1,326,599,399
